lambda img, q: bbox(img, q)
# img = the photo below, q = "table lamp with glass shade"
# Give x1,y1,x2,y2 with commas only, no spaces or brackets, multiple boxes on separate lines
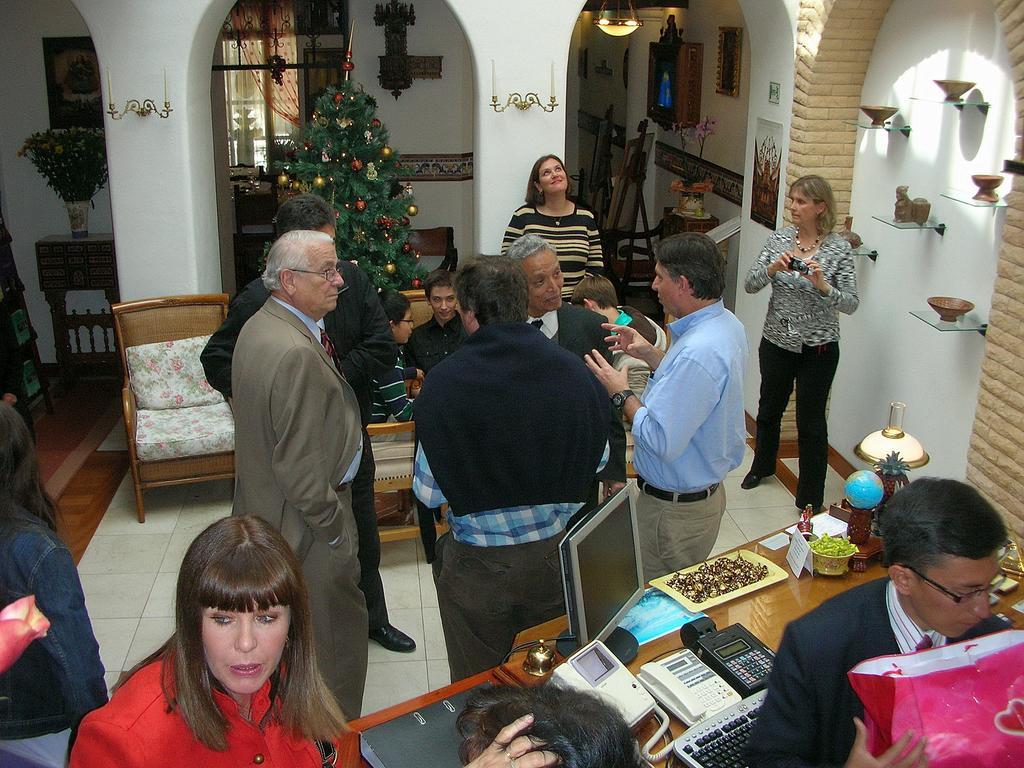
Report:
854,401,930,468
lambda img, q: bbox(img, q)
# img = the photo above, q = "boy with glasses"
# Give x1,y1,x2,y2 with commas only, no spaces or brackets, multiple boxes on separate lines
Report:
747,477,1011,767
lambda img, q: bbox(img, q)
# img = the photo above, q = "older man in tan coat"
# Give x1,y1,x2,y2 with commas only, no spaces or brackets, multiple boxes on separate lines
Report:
231,229,367,718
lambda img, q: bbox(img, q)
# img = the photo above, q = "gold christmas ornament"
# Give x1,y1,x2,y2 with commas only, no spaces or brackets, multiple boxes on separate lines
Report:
366,162,378,181
380,145,393,159
290,180,301,190
277,173,290,186
313,175,326,188
407,204,419,216
385,261,397,275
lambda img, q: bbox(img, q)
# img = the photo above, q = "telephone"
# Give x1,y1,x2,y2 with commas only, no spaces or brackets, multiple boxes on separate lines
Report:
680,618,775,696
551,639,656,728
637,648,741,725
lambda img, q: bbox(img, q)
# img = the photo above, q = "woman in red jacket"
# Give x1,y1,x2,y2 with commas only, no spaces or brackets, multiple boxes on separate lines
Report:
71,516,554,768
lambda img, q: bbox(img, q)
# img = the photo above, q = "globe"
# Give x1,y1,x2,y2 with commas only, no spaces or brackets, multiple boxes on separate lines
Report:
845,470,884,509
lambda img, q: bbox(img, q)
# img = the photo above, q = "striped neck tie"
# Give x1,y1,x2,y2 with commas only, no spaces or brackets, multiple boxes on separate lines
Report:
915,635,933,651
530,318,544,329
320,328,336,362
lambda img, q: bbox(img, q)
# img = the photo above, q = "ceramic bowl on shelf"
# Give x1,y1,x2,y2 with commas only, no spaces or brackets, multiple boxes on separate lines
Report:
927,296,974,323
971,174,1004,203
859,105,898,126
933,79,975,102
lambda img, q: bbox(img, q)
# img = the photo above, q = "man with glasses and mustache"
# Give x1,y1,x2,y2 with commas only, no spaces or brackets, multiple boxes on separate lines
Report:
231,229,369,719
747,478,1011,768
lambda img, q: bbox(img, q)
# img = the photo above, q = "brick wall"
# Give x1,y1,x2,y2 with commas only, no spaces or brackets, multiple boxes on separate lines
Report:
782,0,1023,538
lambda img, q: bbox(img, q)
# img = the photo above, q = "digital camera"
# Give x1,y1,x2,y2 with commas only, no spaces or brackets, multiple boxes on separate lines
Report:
790,257,810,275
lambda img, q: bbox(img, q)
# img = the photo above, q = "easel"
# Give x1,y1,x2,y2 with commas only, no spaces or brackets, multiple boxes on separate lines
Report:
600,120,660,303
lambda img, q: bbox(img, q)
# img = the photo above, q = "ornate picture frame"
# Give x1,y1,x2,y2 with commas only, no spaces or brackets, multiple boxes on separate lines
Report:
716,27,742,97
42,37,103,128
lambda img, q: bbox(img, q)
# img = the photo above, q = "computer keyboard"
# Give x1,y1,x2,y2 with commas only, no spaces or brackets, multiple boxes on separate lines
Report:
671,689,766,768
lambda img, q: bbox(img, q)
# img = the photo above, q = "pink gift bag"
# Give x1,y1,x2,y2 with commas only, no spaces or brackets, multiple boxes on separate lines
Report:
848,630,1024,767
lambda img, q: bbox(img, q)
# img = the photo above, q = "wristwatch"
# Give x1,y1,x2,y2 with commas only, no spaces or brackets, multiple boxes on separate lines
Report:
611,389,636,410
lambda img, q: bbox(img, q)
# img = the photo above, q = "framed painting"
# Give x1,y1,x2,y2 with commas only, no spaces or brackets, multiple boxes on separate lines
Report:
750,118,783,229
302,48,345,121
716,27,741,97
43,37,103,128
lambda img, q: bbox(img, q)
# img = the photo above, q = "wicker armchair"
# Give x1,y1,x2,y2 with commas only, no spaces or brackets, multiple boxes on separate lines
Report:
111,294,235,522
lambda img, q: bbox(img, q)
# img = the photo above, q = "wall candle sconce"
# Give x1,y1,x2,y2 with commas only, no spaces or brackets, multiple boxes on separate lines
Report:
490,60,559,113
106,69,173,120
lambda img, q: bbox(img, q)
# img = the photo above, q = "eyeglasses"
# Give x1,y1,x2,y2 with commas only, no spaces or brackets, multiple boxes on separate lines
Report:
289,262,343,281
906,565,990,604
396,319,415,325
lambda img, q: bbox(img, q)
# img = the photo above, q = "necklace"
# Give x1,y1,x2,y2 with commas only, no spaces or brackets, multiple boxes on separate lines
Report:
795,233,820,253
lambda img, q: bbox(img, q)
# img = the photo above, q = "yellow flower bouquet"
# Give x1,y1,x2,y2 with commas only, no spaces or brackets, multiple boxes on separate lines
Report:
18,127,108,203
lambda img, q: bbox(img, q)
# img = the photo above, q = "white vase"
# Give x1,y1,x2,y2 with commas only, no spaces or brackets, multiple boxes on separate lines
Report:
65,200,90,239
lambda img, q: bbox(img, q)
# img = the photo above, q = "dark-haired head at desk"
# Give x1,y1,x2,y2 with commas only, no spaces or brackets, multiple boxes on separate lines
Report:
745,477,1010,767
458,683,643,768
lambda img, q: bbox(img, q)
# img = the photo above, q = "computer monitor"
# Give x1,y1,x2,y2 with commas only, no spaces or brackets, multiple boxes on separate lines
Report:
557,486,644,663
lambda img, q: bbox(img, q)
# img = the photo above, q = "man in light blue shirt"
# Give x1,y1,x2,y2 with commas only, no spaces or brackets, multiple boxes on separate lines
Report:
586,233,747,581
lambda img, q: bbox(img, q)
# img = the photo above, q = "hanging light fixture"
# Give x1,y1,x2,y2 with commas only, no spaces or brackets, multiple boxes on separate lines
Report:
854,401,930,468
593,1,643,37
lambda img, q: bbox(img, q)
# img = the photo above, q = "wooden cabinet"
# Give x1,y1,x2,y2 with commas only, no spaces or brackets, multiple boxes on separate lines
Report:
662,208,719,238
35,234,120,388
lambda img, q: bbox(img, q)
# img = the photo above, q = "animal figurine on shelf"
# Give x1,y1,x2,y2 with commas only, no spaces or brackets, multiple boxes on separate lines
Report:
894,185,913,222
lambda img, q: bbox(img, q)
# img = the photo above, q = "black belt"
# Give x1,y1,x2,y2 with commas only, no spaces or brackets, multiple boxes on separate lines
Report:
637,477,719,503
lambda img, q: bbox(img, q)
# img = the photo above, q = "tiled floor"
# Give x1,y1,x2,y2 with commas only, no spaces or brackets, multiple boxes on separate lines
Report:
80,446,844,716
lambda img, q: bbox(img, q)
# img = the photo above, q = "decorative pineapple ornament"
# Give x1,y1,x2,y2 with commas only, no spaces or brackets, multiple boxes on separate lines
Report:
874,451,911,503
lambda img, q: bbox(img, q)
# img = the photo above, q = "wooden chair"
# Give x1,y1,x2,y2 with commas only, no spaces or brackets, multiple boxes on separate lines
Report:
367,289,447,543
111,294,235,522
409,227,458,273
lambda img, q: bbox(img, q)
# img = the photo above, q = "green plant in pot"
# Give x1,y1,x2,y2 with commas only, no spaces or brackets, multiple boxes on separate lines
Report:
18,127,109,239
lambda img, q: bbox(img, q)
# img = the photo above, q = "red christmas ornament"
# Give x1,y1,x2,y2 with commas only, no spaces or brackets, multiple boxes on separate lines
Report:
333,92,344,104
354,198,367,212
412,278,422,288
401,216,410,226
303,142,312,150
401,242,412,253
350,158,364,172
371,118,381,128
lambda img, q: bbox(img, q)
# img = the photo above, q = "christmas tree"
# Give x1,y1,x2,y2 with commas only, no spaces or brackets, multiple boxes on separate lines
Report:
278,81,422,290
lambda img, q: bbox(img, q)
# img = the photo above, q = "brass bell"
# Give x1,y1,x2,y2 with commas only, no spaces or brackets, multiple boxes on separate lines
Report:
523,640,555,677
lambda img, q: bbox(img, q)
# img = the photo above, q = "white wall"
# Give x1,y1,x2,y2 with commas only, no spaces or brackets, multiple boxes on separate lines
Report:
0,0,114,363
443,0,587,255
349,0,475,261
832,0,1015,478
730,0,800,424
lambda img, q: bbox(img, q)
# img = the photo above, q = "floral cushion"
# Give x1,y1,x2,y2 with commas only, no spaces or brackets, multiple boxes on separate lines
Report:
135,402,234,461
126,336,223,410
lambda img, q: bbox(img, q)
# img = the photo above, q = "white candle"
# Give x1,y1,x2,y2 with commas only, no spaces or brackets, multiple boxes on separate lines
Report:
163,68,167,103
550,61,554,96
491,60,496,100
107,69,113,104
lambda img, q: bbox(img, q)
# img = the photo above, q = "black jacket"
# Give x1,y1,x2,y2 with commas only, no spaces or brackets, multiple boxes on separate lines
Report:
200,261,396,424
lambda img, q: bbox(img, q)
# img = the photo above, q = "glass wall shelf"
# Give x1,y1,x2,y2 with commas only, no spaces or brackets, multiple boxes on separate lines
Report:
843,120,911,137
939,190,1008,208
871,216,947,236
851,245,878,262
909,96,989,113
910,311,987,336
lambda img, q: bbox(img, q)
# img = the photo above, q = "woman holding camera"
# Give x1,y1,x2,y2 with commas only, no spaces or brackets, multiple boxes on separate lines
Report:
71,516,554,768
741,175,858,513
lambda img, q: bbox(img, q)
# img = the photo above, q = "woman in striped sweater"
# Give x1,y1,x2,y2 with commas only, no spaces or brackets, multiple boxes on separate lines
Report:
741,175,859,513
501,154,603,298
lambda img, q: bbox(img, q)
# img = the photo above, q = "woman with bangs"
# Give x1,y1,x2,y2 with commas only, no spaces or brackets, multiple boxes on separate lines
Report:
71,516,555,768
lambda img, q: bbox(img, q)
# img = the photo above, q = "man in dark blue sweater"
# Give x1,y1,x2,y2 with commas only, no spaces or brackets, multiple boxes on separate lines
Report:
746,478,1011,767
413,256,610,681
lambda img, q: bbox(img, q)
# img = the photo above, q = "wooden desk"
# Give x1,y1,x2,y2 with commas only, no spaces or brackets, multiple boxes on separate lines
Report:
339,539,1023,764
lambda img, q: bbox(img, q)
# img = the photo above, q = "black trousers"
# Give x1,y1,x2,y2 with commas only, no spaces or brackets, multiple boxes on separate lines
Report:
750,338,840,509
352,433,390,629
